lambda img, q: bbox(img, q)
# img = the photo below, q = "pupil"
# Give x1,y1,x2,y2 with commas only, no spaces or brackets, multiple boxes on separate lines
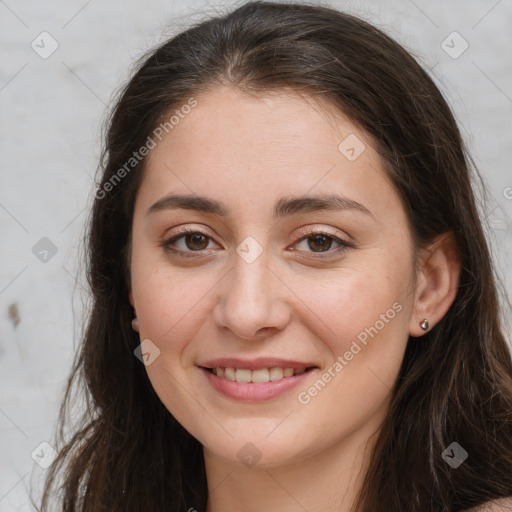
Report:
308,235,331,252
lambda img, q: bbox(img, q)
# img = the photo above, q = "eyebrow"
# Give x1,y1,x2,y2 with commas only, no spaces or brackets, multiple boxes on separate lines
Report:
146,193,374,219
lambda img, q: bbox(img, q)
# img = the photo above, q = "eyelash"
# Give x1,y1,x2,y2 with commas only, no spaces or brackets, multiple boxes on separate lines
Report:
161,226,353,260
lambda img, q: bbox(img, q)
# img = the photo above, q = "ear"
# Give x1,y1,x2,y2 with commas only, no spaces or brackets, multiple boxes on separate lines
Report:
409,232,461,337
128,290,140,332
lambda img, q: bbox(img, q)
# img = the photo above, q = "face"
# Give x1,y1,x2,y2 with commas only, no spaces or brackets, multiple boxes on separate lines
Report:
129,86,418,468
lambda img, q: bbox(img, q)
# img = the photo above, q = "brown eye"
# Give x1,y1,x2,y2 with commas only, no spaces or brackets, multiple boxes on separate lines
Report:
183,232,209,251
293,231,353,259
307,234,335,252
162,228,217,257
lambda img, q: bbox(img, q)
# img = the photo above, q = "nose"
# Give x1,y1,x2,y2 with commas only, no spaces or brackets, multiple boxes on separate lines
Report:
212,246,291,340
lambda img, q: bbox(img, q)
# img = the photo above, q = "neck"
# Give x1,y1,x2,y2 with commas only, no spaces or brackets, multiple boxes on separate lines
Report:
204,417,382,512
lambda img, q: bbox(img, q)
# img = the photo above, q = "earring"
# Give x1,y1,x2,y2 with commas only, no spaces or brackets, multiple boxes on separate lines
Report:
131,311,139,332
419,319,429,331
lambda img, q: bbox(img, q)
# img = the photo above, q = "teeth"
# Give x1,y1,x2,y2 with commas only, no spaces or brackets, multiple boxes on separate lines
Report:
269,368,283,381
212,366,310,382
252,368,270,383
235,369,252,383
224,367,236,381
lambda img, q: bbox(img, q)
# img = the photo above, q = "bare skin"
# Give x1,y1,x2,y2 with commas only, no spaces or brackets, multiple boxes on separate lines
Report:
128,86,461,512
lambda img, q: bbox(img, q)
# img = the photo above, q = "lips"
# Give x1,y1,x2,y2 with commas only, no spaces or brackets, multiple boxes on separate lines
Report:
199,365,318,402
198,357,319,400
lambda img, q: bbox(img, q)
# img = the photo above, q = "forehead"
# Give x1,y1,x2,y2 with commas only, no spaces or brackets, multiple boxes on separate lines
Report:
137,86,402,222
148,87,357,165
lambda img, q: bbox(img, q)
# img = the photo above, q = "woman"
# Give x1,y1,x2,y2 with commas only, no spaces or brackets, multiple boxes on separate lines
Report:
40,2,512,511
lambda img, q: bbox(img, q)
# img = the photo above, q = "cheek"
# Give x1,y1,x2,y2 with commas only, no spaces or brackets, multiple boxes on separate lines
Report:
293,263,410,346
287,257,412,398
130,261,217,430
291,279,409,432
131,253,222,358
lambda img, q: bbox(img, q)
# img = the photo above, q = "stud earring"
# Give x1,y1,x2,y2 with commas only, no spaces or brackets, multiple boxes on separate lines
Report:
419,319,429,331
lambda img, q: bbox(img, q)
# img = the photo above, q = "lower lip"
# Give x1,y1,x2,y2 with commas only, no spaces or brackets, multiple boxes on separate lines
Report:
199,367,317,402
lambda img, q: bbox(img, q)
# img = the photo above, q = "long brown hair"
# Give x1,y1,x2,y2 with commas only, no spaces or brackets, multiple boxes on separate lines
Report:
39,2,512,510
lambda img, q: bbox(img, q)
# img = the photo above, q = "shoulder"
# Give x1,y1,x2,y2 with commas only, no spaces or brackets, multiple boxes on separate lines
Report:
464,497,512,511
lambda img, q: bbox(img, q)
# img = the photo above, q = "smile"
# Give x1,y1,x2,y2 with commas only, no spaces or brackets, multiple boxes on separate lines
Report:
199,365,318,402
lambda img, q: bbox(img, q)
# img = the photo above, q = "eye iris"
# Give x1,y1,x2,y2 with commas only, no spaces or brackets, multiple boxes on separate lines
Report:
308,234,332,252
185,233,208,250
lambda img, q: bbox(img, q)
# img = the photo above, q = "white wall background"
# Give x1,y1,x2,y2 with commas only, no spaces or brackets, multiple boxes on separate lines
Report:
1,0,511,509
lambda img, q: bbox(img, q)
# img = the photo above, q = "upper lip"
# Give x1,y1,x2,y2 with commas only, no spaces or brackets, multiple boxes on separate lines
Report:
198,357,318,370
